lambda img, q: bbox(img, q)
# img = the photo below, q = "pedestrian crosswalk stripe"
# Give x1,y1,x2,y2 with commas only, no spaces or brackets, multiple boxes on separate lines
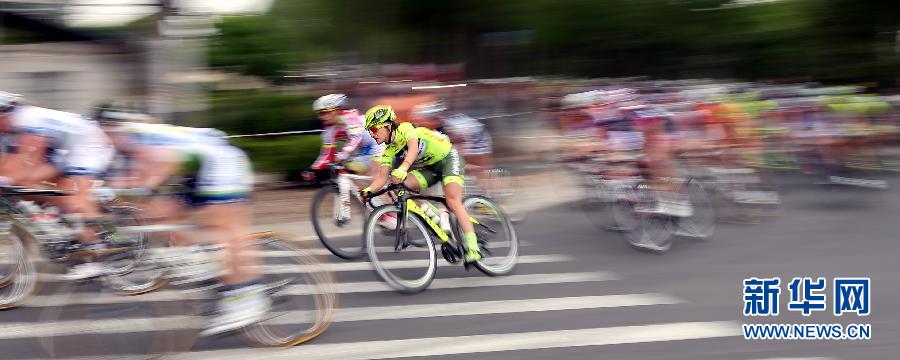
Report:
25,271,619,307
38,254,573,281
177,321,740,360
2,293,681,339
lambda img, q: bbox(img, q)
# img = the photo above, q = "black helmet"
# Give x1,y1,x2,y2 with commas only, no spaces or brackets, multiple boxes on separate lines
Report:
92,100,151,125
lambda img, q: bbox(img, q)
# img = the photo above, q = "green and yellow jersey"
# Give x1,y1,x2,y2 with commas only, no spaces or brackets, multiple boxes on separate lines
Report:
375,122,453,168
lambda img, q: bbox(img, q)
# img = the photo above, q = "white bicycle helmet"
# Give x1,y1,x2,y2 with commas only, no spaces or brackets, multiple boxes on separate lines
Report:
0,91,22,113
411,101,447,119
313,94,349,112
561,91,601,109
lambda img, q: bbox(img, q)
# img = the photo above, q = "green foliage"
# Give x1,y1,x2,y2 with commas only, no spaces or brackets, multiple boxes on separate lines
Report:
209,16,295,80
209,90,323,174
230,135,322,173
209,89,319,135
209,0,900,86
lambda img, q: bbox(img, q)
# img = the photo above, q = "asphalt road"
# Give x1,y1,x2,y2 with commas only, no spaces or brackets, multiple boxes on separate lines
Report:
0,168,897,360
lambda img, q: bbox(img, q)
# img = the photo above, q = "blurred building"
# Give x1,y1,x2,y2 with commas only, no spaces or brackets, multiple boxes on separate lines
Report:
0,7,145,113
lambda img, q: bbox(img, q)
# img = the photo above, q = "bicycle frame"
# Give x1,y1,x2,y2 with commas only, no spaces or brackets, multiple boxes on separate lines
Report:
329,165,372,221
396,190,450,248
370,183,483,252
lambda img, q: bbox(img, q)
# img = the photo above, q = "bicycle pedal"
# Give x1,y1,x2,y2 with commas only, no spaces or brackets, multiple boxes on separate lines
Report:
440,243,461,264
477,239,493,256
463,260,474,271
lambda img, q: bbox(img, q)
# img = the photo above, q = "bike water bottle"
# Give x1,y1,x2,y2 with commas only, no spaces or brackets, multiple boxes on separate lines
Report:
422,201,441,223
423,202,452,233
439,210,452,234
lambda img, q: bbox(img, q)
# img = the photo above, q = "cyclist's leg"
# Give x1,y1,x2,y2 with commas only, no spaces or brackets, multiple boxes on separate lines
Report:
194,146,268,335
464,136,494,193
194,202,258,284
644,132,692,216
57,174,104,243
406,168,439,193
58,144,116,279
436,149,480,262
56,130,114,222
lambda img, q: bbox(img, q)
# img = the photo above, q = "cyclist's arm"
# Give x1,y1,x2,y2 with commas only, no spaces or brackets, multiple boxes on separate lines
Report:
0,133,49,183
129,145,183,189
336,126,366,161
397,137,419,174
311,128,337,170
365,162,390,192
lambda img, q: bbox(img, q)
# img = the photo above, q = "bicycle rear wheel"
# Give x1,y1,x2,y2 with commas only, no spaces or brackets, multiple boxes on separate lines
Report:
457,195,518,276
311,185,368,260
0,229,40,310
102,237,171,296
98,203,173,296
239,232,337,347
622,183,675,253
365,205,437,293
676,179,716,239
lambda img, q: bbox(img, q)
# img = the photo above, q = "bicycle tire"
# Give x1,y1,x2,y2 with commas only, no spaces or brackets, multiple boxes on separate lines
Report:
455,195,519,276
364,205,437,293
98,203,174,296
675,179,716,239
239,232,337,347
102,228,173,296
311,186,367,260
0,229,40,310
621,183,675,253
36,275,199,358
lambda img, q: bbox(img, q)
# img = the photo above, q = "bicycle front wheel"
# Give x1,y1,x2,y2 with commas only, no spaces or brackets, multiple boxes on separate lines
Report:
365,205,437,293
36,277,198,358
311,186,367,260
240,232,337,347
622,183,675,253
459,195,519,276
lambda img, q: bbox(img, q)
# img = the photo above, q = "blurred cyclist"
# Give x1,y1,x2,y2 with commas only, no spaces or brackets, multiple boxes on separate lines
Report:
308,94,395,227
617,95,692,217
411,101,494,191
95,108,269,336
0,91,116,279
306,94,383,180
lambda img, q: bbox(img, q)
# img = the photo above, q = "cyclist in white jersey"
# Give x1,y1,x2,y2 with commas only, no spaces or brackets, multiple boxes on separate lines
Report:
95,108,268,336
307,94,383,179
0,92,115,279
412,101,494,190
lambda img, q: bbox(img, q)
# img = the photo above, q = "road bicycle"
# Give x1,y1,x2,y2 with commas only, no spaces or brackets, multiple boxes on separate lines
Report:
0,185,145,310
609,174,716,253
362,183,518,293
37,222,337,357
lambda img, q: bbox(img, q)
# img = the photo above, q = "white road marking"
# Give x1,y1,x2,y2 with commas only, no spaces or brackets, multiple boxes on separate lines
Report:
4,293,680,339
25,271,618,307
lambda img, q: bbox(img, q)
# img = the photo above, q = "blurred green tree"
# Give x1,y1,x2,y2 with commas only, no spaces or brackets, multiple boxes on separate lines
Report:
209,0,899,86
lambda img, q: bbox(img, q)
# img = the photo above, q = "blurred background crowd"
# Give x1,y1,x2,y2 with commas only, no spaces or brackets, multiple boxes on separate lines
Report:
0,0,898,177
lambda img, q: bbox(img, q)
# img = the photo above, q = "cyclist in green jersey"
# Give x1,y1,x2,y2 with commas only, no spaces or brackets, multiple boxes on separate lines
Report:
359,105,482,263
